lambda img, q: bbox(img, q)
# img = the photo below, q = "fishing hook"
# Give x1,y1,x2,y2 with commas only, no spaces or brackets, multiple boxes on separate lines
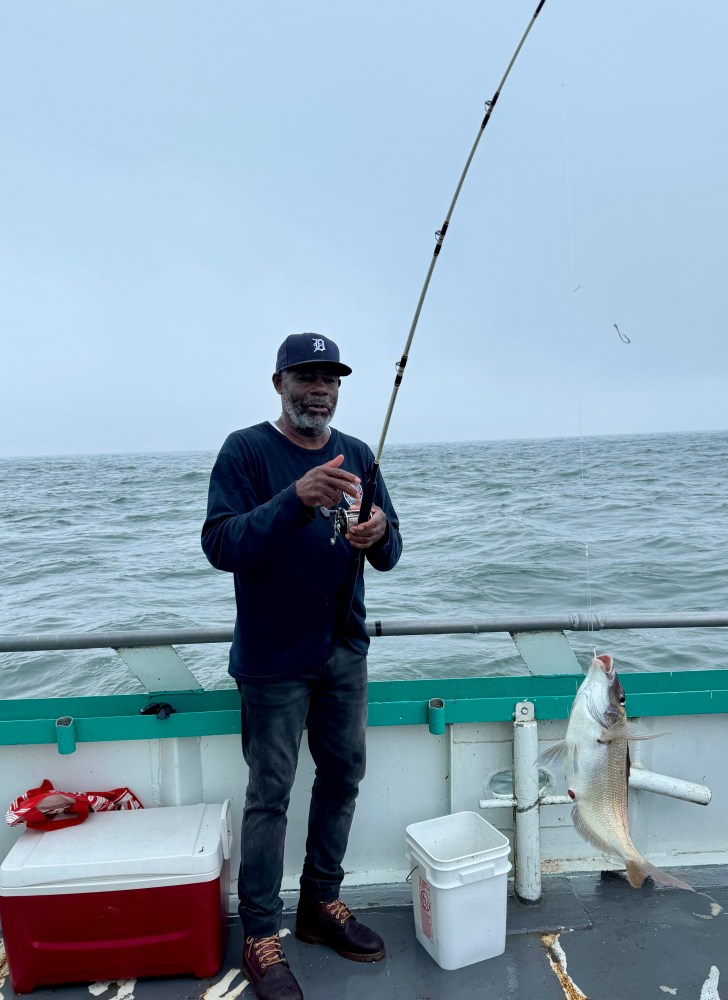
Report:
614,323,631,344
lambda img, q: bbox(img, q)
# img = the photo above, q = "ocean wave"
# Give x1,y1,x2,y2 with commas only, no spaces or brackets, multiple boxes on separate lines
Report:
2,430,727,696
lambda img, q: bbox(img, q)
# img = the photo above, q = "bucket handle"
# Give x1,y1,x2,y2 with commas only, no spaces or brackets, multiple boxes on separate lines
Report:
458,863,495,884
408,856,497,885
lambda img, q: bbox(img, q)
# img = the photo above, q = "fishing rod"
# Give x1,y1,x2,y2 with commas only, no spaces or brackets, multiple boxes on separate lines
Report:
332,0,549,626
361,0,546,523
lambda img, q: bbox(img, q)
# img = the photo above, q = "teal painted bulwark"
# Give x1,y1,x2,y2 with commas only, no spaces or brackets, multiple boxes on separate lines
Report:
1,671,728,748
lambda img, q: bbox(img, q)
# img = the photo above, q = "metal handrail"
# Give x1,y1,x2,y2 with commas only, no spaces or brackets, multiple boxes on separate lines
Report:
0,612,727,653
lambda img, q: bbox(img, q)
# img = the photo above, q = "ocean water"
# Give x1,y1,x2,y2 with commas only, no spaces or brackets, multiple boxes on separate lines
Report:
1,430,726,698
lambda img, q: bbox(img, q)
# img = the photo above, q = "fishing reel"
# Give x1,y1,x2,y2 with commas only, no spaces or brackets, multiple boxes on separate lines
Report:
318,506,369,545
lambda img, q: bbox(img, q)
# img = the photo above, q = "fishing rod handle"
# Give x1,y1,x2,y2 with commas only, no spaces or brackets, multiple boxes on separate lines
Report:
357,463,378,524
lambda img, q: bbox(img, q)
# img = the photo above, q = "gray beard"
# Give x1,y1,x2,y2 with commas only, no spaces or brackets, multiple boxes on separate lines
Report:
281,387,336,437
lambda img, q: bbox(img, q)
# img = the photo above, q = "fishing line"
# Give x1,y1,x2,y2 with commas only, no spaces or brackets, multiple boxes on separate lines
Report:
575,385,596,660
572,286,632,346
557,36,630,350
559,38,596,658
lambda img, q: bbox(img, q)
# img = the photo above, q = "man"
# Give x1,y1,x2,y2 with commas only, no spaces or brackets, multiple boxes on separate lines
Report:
201,333,402,1000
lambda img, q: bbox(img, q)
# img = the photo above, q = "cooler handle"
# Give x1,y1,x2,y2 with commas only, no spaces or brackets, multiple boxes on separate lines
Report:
220,799,233,860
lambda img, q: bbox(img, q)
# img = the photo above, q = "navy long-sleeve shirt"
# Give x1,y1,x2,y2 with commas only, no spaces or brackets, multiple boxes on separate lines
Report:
201,421,402,683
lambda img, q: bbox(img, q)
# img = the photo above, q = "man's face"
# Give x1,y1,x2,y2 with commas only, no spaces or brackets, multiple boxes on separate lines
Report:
278,366,341,435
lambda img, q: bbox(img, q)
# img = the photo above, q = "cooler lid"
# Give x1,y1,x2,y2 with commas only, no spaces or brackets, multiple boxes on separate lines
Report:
0,802,231,890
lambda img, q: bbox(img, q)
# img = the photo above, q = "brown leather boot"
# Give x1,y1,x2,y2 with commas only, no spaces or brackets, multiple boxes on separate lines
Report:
241,934,303,1000
295,898,386,962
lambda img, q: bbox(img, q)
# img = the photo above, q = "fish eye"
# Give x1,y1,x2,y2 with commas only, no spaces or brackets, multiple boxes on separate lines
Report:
618,693,626,705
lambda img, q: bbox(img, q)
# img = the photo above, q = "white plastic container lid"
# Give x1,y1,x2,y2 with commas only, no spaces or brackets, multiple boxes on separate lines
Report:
0,802,232,894
405,811,510,871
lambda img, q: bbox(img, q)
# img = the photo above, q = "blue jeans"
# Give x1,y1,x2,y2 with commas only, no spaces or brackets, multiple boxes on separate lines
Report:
237,643,368,937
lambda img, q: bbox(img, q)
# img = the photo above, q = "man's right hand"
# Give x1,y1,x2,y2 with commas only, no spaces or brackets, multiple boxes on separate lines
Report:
295,454,361,509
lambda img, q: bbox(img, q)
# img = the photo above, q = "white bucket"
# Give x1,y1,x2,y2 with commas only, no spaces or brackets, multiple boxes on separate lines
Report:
405,811,512,970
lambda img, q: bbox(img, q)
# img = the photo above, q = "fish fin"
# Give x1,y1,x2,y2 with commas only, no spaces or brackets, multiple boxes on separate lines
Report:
571,804,617,858
626,730,668,741
586,695,609,728
625,857,694,892
536,741,568,767
598,718,665,744
571,812,693,893
536,740,578,776
625,860,646,888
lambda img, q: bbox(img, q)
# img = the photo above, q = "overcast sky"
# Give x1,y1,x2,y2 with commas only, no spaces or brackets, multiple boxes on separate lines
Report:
1,1,726,457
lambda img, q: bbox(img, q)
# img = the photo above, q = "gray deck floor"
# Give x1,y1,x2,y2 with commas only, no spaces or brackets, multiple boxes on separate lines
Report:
3,867,727,1000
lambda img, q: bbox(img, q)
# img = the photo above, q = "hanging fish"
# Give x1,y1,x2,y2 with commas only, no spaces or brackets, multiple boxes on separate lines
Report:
539,653,692,890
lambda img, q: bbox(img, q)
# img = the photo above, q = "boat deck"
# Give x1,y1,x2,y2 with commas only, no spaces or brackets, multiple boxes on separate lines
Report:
3,867,726,1000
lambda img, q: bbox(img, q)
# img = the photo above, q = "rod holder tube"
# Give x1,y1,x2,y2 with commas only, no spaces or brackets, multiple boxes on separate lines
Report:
428,698,446,735
628,767,712,805
482,781,711,810
513,701,541,904
538,795,572,806
55,716,77,755
479,797,517,809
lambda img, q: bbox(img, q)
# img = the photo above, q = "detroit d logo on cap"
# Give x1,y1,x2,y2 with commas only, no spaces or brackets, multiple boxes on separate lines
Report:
312,338,326,353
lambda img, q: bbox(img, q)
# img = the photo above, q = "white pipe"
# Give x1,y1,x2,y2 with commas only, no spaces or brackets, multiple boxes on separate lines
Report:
481,773,710,810
513,701,541,903
539,795,571,806
627,767,711,805
448,723,455,814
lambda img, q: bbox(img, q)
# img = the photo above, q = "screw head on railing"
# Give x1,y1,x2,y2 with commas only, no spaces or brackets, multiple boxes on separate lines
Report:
515,701,535,722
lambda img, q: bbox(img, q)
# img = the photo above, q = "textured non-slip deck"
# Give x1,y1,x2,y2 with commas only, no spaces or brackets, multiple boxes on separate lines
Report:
2,868,726,1000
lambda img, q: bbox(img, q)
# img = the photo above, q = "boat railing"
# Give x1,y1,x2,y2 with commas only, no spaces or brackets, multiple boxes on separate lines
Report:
1,612,726,750
2,612,728,651
1,614,727,901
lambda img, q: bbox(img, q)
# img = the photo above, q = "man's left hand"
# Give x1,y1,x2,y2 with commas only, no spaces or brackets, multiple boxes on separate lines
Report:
345,504,388,550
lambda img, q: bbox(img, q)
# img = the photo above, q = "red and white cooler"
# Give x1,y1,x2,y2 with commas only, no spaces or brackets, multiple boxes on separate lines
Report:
0,801,232,994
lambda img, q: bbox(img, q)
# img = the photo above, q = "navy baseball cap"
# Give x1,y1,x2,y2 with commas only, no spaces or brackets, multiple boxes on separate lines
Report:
275,333,352,376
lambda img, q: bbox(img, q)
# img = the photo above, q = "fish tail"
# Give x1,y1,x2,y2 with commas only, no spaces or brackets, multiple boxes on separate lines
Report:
625,860,647,888
625,856,693,892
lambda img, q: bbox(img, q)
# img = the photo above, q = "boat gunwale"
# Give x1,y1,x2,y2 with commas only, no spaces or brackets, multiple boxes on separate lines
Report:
1,669,727,747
